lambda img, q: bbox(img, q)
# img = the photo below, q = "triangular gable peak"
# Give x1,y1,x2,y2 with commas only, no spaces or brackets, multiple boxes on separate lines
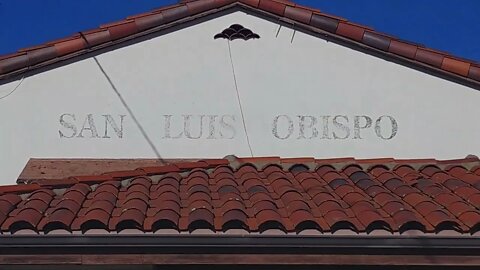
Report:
0,0,480,183
0,0,479,85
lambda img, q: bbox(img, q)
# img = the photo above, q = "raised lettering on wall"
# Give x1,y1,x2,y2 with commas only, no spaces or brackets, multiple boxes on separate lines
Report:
58,113,398,141
59,114,126,139
162,114,236,139
272,114,398,140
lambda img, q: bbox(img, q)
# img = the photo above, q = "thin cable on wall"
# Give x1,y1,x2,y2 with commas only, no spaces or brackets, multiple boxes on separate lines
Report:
227,40,254,158
0,76,25,101
276,24,282,38
92,56,167,164
78,31,166,164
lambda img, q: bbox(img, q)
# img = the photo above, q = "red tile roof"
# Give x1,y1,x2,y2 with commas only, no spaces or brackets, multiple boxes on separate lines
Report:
0,0,479,85
1,156,480,235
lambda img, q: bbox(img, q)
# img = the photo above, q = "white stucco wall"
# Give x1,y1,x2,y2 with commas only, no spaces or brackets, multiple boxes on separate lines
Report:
0,11,479,184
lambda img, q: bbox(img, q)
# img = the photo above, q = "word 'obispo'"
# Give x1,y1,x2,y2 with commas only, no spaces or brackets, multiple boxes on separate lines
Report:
272,115,398,140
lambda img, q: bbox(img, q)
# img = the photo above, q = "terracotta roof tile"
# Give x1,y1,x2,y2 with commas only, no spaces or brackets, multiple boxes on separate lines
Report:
442,57,471,77
106,21,139,40
284,5,312,24
336,22,365,42
389,40,418,59
310,14,339,33
1,156,480,235
54,38,87,57
469,65,480,81
415,48,445,68
362,31,391,51
186,0,217,14
162,5,190,23
25,47,57,66
258,0,287,16
134,13,165,31
82,30,111,47
240,0,260,8
0,54,28,74
0,183,41,195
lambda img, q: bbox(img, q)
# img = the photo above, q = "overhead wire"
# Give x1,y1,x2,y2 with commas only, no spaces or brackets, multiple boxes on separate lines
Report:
0,76,25,101
0,31,254,161
92,56,167,164
227,40,254,158
78,32,166,164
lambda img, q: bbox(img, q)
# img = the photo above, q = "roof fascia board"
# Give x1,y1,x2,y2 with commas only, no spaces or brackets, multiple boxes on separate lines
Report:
0,254,479,266
0,235,479,255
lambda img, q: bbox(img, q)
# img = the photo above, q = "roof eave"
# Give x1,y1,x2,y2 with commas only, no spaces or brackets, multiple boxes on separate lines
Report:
1,235,480,266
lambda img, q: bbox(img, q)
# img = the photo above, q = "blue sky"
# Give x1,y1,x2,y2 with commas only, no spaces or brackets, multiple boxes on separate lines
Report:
0,0,478,61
